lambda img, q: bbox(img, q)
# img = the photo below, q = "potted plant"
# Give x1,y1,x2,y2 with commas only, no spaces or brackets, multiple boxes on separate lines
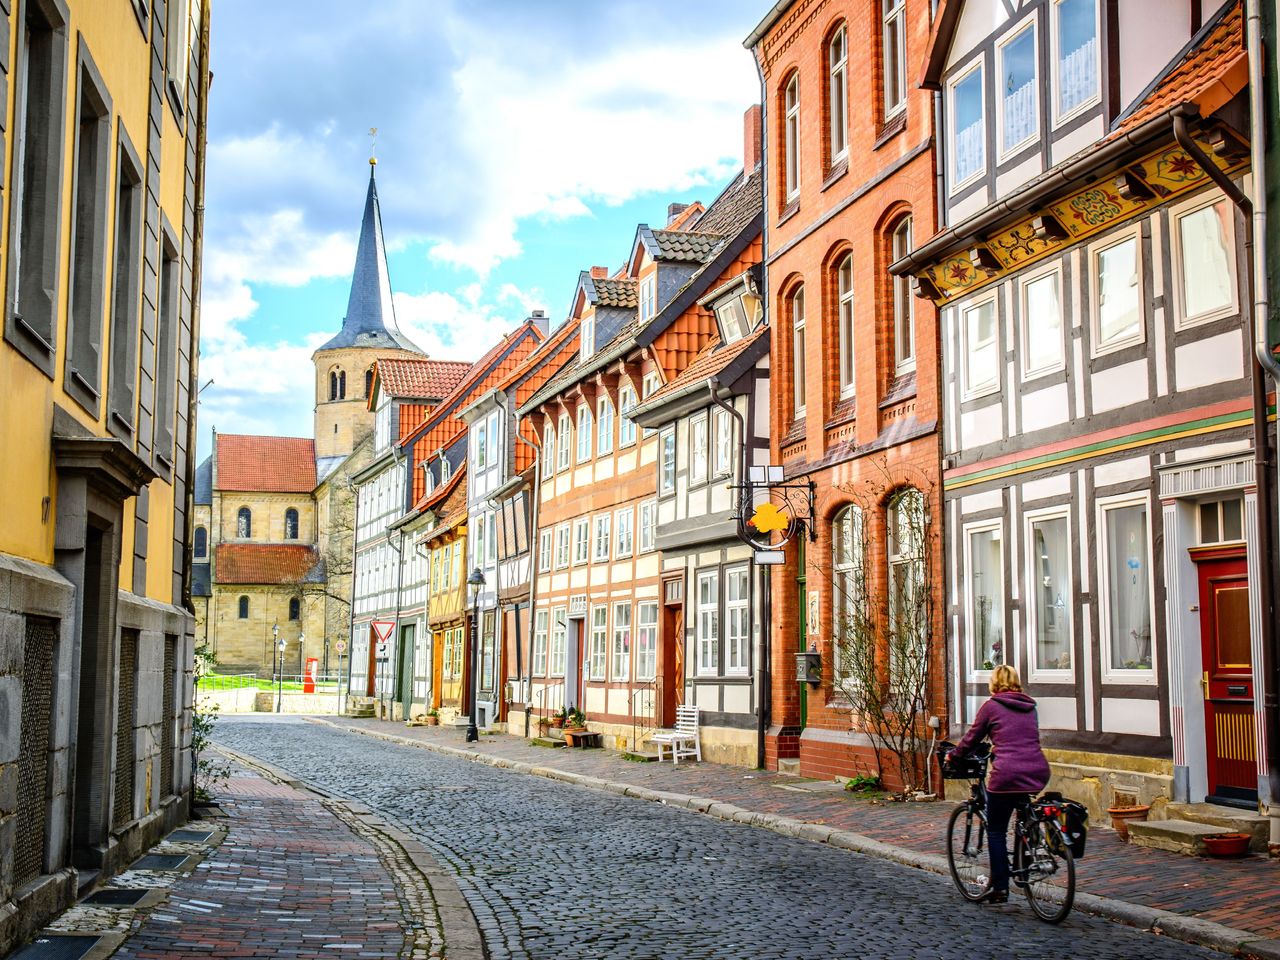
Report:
550,707,567,729
1107,803,1151,841
564,707,587,732
425,708,439,726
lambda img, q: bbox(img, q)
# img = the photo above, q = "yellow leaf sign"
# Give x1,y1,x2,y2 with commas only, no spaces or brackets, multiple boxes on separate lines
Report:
747,502,789,534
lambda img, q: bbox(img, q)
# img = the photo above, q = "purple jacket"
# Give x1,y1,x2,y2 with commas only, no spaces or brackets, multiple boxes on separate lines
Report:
952,692,1051,794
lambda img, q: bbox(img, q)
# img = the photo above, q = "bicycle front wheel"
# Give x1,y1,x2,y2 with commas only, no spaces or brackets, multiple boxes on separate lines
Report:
946,804,991,902
1018,823,1076,923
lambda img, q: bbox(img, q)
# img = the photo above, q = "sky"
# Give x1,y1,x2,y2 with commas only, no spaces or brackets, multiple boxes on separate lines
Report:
196,0,763,458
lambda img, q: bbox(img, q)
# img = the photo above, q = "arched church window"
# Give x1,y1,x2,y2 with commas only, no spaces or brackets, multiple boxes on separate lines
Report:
365,367,374,399
289,597,300,621
285,508,299,540
238,595,249,618
339,370,346,398
194,526,208,559
237,507,252,538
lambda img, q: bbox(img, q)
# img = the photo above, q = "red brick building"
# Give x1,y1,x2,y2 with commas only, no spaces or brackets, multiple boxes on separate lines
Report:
746,0,945,785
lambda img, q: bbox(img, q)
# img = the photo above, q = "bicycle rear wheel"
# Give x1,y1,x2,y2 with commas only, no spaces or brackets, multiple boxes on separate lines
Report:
1017,822,1075,923
946,804,991,902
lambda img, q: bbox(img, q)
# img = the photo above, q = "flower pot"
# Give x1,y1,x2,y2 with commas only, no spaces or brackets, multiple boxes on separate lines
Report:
550,719,564,729
426,715,439,726
1107,804,1151,841
1202,833,1251,858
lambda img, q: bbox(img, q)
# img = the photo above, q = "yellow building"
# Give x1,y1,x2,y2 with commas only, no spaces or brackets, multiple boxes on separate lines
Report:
0,0,210,949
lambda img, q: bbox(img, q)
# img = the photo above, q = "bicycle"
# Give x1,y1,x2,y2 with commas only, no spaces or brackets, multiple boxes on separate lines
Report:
940,743,1082,924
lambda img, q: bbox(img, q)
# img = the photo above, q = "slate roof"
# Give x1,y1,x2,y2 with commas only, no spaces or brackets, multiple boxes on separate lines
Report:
648,229,724,263
215,544,322,585
592,277,638,308
194,455,212,505
375,358,471,400
215,434,316,493
317,167,422,354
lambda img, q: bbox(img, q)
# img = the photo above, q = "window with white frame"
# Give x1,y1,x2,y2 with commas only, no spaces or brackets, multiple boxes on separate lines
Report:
619,385,638,446
893,218,915,372
1175,194,1236,327
784,73,800,200
726,566,749,676
833,503,864,682
1091,231,1142,353
690,414,708,485
950,61,985,189
1100,497,1153,674
557,413,571,470
713,409,732,478
828,24,848,163
486,410,499,469
887,488,926,686
593,514,611,562
573,518,589,565
1053,0,1098,120
472,513,487,569
543,425,555,478
533,610,549,675
486,510,497,562
589,605,608,680
598,397,615,455
615,507,634,557
640,500,657,552
577,405,593,462
660,428,677,495
967,523,1005,672
636,601,658,681
1028,511,1073,675
697,570,720,676
1198,496,1244,545
538,529,553,572
555,523,571,568
837,255,855,397
716,298,751,343
612,601,631,681
998,21,1037,157
882,0,906,120
639,275,657,322
791,286,807,416
550,608,567,676
581,315,594,360
1022,266,1064,376
963,296,999,396
642,373,662,438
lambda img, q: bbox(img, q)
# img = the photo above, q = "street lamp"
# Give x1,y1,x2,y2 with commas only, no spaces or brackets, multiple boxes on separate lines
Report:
273,622,285,713
466,567,486,743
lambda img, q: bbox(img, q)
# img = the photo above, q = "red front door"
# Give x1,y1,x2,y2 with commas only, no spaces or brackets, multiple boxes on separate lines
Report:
1193,548,1257,803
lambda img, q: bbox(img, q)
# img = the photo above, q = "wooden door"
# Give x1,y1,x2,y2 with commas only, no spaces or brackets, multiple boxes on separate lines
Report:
1194,549,1256,803
660,605,683,727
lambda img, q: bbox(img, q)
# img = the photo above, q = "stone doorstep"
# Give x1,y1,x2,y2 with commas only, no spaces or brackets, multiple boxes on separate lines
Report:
1164,802,1271,852
1127,818,1233,855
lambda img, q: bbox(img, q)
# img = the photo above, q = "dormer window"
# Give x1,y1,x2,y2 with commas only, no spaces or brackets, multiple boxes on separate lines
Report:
639,275,656,322
581,315,595,361
716,299,751,344
441,455,451,483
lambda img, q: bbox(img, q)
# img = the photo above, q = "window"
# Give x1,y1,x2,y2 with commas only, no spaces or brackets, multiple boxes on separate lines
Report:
888,489,926,685
998,22,1037,156
637,601,658,681
1101,498,1153,675
639,275,657,322
832,504,864,681
726,567,749,676
441,457,452,483
555,523,570,568
784,73,800,200
963,297,999,396
543,425,555,478
1198,497,1244,545
1021,268,1064,376
431,550,441,593
696,570,719,676
967,524,1004,672
791,286,807,416
573,518,589,565
1092,232,1142,352
284,508,299,540
713,409,733,478
593,514,611,562
614,508,634,558
475,419,488,470
365,367,374,399
828,24,848,162
660,428,677,494
716,298,751,343
1175,195,1236,327
882,0,906,120
557,413,571,470
611,602,631,681
619,386,638,446
473,513,487,569
238,595,249,619
577,405,593,462
288,597,300,621
689,415,708,485
581,315,594,360
193,526,207,559
892,218,915,373
1028,512,1072,675
641,373,662,438
237,507,252,539
107,135,143,440
1053,0,1098,120
550,608,567,676
538,529,553,572
589,605,608,680
836,255,854,397
329,368,346,401
155,230,180,468
533,609,549,675
640,500,657,552
165,0,190,108
486,510,497,562
597,397,614,455
950,61,985,188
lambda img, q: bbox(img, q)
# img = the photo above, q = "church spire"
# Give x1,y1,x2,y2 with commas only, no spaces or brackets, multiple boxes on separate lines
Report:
316,162,422,353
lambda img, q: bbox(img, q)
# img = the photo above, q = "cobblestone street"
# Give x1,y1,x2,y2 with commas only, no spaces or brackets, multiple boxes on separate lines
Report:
212,717,1220,960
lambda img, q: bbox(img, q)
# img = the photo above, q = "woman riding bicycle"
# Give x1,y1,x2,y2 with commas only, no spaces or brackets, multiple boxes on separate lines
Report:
948,664,1050,904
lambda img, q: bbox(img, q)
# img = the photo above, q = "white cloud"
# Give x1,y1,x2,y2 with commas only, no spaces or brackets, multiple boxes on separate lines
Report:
394,285,548,363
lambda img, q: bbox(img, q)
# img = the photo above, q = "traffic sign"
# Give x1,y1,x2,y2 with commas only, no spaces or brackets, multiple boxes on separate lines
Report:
334,639,348,654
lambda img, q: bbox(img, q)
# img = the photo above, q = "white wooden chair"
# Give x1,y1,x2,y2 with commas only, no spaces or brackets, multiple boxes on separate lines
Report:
650,705,701,765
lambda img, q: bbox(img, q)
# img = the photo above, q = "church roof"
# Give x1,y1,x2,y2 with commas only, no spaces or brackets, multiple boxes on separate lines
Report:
194,455,212,505
215,434,317,493
317,166,423,354
215,544,322,585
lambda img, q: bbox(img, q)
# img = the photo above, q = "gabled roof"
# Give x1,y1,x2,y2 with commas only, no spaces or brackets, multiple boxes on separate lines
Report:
215,544,322,585
589,276,638,309
632,324,770,423
372,357,471,402
413,459,466,514
215,434,316,493
648,228,725,263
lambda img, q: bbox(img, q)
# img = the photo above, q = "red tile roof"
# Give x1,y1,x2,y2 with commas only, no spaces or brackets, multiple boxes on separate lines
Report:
216,434,316,493
412,461,466,514
645,324,768,405
374,358,471,402
215,544,320,585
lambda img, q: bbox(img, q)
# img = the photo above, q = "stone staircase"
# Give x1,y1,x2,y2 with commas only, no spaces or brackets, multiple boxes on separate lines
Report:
1128,802,1269,855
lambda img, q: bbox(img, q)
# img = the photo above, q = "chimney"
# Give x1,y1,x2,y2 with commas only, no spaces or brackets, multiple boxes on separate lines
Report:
667,202,690,226
744,103,762,172
589,266,609,279
528,309,549,336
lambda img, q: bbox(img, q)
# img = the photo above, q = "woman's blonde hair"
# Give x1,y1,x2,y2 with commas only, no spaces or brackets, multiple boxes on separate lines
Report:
990,664,1022,695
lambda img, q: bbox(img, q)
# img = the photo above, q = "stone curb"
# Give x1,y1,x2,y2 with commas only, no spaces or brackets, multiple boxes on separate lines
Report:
309,717,1280,960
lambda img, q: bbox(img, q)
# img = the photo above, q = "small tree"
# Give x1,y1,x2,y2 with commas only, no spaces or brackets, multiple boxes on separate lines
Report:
191,641,230,803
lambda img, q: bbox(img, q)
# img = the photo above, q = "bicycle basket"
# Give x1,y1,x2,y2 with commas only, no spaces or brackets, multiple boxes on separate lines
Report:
940,749,985,780
1035,794,1089,859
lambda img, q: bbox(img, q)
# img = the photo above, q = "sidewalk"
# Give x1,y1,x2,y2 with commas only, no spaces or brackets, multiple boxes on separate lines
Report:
321,716,1280,958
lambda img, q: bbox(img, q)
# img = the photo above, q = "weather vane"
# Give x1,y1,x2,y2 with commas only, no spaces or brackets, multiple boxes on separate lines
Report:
369,126,378,166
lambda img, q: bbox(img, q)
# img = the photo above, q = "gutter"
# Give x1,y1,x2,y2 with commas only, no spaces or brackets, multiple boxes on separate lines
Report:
743,0,796,50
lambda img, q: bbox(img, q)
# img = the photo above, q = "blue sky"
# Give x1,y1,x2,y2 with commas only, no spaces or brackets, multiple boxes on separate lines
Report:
197,0,763,457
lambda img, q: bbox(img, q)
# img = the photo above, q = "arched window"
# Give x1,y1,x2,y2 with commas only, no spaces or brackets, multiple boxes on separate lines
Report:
887,488,927,685
828,24,848,164
289,597,300,621
365,367,374,399
832,504,865,683
339,370,346,398
836,255,854,397
238,595,249,619
789,285,806,418
284,508,299,540
329,370,338,400
193,526,208,559
783,73,800,200
237,507,252,538
892,217,915,373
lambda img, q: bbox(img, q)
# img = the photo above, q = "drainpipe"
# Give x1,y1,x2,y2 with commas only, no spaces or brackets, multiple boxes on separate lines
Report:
508,393,543,740
1173,98,1280,832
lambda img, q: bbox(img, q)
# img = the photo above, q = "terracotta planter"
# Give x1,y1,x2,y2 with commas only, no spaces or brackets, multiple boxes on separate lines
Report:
425,715,439,726
1107,805,1151,841
1202,833,1251,858
550,718,564,729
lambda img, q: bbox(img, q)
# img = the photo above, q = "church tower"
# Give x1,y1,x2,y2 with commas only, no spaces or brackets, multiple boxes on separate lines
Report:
313,161,424,461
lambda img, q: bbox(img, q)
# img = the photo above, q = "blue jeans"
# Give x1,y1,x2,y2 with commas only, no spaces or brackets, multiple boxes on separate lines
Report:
986,792,1029,892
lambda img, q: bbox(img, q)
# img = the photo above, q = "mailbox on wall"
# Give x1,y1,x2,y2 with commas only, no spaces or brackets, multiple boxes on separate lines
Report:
796,649,821,685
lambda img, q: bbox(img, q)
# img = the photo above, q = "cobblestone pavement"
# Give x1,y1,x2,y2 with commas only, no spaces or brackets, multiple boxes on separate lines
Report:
215,716,1221,960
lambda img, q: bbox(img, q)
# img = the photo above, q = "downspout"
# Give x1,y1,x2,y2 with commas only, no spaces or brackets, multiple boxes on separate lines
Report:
1173,100,1280,829
510,395,543,740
